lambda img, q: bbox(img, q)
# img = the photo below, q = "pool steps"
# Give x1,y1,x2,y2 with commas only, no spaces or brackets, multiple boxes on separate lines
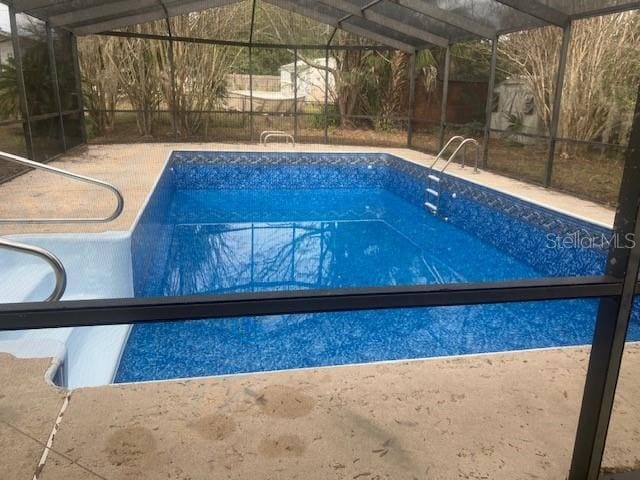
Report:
0,233,133,388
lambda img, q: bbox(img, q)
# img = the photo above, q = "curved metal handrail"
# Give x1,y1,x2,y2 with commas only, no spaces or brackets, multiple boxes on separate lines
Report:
264,133,295,146
0,151,124,224
437,138,480,174
260,130,286,144
429,135,465,170
0,237,66,302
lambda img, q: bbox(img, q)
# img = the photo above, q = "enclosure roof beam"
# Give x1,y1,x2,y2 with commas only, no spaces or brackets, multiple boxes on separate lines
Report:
319,0,448,47
71,0,242,35
263,0,416,53
569,0,640,19
391,0,495,39
492,0,568,27
49,0,159,27
12,0,59,13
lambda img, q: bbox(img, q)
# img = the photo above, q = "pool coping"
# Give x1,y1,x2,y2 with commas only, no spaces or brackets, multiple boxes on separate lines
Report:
108,341,640,390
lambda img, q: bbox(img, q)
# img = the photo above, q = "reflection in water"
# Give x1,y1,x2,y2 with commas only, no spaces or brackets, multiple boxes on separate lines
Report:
161,220,461,296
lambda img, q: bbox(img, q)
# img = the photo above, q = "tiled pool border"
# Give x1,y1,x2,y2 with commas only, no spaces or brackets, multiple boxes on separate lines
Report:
169,150,612,236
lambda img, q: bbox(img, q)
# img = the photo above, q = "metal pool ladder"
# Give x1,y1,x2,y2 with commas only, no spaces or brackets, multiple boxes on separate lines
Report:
260,130,295,146
0,150,124,301
425,137,480,215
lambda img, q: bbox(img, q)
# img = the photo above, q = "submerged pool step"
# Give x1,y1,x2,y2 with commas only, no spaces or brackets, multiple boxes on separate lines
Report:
425,171,441,214
424,201,438,213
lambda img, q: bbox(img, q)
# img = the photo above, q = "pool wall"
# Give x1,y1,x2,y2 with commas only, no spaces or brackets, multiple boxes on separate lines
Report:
131,151,611,296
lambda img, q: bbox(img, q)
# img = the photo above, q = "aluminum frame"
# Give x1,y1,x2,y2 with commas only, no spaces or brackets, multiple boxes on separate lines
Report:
439,45,451,149
6,6,84,163
46,22,67,151
10,0,640,40
2,2,640,479
0,276,628,330
544,22,572,188
407,51,416,146
568,83,640,480
482,35,498,168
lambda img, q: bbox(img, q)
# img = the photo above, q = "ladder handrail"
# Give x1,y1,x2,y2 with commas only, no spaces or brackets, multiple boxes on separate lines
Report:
260,130,286,143
434,138,480,174
264,133,295,146
0,151,124,224
0,237,66,302
429,135,465,170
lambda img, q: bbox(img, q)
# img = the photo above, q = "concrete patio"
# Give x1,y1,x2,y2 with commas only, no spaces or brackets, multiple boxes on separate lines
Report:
0,143,614,237
2,345,640,480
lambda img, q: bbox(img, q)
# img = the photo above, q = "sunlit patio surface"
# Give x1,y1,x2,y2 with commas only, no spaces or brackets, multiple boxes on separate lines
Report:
1,143,637,479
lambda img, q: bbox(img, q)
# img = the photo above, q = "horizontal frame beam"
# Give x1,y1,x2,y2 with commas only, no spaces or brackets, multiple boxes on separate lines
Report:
49,0,159,27
12,0,60,13
0,276,624,331
263,0,416,53
392,0,495,39
569,1,640,20
493,0,568,27
74,0,241,35
98,29,398,50
601,471,640,480
0,118,25,127
319,0,448,47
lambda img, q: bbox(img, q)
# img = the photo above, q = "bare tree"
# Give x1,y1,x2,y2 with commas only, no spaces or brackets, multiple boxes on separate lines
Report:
106,22,164,136
161,6,245,138
500,11,640,145
78,36,120,136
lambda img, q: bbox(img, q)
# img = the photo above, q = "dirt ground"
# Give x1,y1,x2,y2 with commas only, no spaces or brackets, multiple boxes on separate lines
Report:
85,118,625,206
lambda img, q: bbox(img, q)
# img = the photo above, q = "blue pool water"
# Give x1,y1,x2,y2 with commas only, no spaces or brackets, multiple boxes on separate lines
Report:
114,152,638,383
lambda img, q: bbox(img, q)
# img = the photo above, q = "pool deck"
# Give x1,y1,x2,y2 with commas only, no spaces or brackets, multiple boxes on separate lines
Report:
1,143,637,479
0,142,614,236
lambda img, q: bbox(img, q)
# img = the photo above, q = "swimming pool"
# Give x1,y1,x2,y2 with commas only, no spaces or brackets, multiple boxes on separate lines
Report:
112,151,639,383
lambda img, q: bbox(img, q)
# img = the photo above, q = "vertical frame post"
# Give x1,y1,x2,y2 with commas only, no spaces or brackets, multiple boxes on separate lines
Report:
569,83,640,480
70,33,87,144
407,51,416,148
9,6,34,159
293,47,298,140
323,46,330,144
439,45,451,150
46,23,67,152
248,49,254,142
482,35,498,169
544,22,571,188
324,27,336,145
249,0,256,142
162,12,179,141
